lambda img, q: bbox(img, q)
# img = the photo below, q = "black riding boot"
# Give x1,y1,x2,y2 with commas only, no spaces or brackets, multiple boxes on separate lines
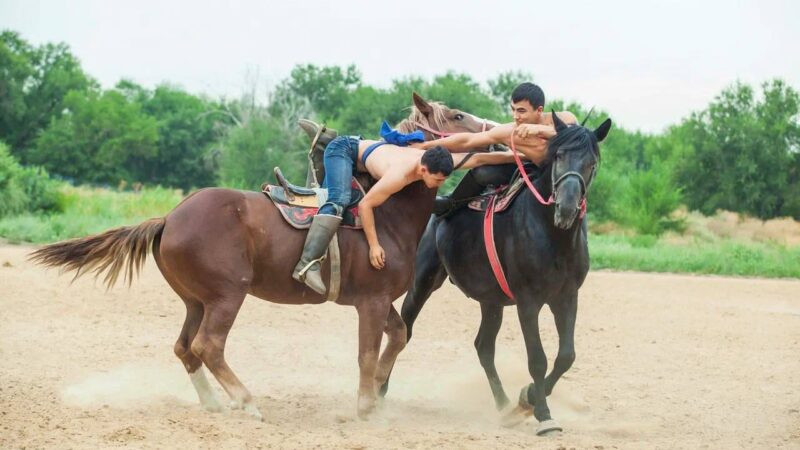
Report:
433,170,485,216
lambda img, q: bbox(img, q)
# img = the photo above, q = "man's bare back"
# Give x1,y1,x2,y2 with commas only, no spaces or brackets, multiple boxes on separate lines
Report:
356,140,423,180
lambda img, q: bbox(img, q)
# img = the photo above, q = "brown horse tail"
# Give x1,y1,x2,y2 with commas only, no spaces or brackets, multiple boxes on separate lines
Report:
29,217,166,289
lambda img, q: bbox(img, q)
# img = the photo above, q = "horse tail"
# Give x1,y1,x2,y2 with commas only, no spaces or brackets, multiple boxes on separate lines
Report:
29,217,166,289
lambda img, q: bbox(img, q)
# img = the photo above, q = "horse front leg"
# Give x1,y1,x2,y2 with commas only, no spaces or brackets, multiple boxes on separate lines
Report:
374,304,407,390
506,301,563,435
355,297,391,419
400,217,447,341
378,218,445,398
475,301,510,410
545,294,577,396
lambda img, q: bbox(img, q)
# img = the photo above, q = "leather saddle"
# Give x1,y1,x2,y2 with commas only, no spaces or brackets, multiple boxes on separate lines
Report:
467,165,542,214
262,167,365,229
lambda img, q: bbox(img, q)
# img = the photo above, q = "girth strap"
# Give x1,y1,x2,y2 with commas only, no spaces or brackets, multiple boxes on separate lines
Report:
326,233,341,302
483,196,515,300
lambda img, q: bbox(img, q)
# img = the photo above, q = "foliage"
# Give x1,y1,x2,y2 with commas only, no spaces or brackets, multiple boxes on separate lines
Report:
675,80,800,219
217,87,311,189
28,88,159,185
0,30,95,156
0,141,61,217
0,184,182,243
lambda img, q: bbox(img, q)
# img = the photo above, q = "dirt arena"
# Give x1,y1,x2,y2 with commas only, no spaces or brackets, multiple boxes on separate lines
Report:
1,243,798,449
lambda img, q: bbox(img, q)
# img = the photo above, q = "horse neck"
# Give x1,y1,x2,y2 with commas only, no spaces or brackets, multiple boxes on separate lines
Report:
375,181,436,240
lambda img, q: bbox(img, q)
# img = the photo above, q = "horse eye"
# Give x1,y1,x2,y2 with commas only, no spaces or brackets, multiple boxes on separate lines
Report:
454,113,464,120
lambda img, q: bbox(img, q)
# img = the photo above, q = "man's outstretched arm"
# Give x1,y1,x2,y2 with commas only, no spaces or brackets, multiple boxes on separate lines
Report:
418,125,511,152
452,150,525,170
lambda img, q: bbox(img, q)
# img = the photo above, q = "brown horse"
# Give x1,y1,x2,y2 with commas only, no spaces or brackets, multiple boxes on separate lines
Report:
29,93,488,420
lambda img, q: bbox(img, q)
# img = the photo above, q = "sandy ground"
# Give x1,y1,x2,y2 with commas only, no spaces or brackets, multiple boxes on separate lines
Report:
1,243,799,449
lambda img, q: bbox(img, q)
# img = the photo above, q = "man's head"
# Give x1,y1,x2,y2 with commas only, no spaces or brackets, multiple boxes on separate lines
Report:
511,82,545,125
420,146,453,188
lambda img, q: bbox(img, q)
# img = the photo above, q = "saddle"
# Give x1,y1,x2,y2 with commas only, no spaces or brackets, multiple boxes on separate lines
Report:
262,167,366,229
467,165,541,213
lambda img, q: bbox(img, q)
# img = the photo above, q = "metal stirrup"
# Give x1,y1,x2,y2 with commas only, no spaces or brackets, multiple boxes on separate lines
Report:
296,254,327,279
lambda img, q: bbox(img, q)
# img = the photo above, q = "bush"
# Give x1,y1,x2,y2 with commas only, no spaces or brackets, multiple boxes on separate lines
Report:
613,163,685,236
0,143,28,217
0,142,63,217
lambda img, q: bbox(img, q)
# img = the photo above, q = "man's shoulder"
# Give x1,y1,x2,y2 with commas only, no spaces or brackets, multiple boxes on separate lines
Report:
556,111,578,124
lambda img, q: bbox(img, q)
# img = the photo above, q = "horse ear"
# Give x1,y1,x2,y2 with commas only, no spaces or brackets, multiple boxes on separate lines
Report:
552,109,568,132
593,118,612,142
413,92,434,116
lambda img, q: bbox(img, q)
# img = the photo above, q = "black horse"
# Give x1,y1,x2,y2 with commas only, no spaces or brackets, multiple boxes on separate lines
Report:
389,113,611,434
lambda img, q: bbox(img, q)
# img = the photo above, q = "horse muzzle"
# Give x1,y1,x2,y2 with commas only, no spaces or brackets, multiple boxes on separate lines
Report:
553,177,583,229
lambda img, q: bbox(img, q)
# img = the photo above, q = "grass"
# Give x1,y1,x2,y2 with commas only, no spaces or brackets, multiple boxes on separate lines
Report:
589,233,800,279
1,184,798,279
0,185,184,244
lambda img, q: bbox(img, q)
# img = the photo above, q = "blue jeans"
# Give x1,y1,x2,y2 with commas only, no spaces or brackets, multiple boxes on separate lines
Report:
319,136,360,216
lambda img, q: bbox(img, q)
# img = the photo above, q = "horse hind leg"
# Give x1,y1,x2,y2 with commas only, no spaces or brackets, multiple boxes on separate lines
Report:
174,295,223,412
475,302,510,410
190,291,263,421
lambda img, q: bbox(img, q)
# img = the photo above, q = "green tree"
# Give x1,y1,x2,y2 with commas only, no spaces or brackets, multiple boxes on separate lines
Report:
487,70,534,111
0,31,94,157
676,79,800,219
29,89,159,185
273,64,361,122
218,86,311,190
136,83,225,189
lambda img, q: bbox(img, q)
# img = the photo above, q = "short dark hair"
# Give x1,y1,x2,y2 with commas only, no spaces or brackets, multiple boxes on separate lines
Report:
511,82,545,108
421,146,454,176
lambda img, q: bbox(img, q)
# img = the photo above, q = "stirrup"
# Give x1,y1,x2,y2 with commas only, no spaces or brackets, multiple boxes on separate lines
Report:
296,254,327,279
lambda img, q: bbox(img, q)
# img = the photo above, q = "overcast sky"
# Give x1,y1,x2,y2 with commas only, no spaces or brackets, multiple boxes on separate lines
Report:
2,0,798,133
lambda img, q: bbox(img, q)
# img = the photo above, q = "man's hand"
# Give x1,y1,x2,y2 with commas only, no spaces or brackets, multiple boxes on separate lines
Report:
369,244,386,270
514,124,547,139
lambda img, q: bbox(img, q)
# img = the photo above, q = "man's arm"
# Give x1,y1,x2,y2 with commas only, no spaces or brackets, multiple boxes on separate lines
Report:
452,150,525,170
514,111,579,140
358,173,408,269
419,125,511,152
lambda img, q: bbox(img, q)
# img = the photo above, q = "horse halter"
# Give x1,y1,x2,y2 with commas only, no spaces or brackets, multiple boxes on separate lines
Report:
551,167,590,219
510,127,590,219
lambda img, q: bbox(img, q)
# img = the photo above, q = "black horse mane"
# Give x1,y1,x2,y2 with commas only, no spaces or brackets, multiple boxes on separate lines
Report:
540,124,601,171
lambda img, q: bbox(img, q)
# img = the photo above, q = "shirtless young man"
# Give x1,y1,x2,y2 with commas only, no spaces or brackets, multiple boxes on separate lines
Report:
292,135,518,294
415,82,578,214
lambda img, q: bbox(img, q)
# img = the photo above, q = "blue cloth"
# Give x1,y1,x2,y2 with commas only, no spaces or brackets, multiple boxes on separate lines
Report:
319,136,360,216
379,120,424,146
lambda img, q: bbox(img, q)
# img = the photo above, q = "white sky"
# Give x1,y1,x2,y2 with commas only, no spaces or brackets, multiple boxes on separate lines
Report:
2,0,798,133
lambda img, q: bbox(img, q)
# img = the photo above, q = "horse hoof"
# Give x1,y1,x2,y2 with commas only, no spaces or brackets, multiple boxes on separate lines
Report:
357,408,374,421
203,402,223,413
244,403,264,422
536,419,563,436
500,405,533,428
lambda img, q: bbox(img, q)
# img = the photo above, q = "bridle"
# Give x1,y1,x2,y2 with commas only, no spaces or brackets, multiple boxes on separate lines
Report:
510,126,590,219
